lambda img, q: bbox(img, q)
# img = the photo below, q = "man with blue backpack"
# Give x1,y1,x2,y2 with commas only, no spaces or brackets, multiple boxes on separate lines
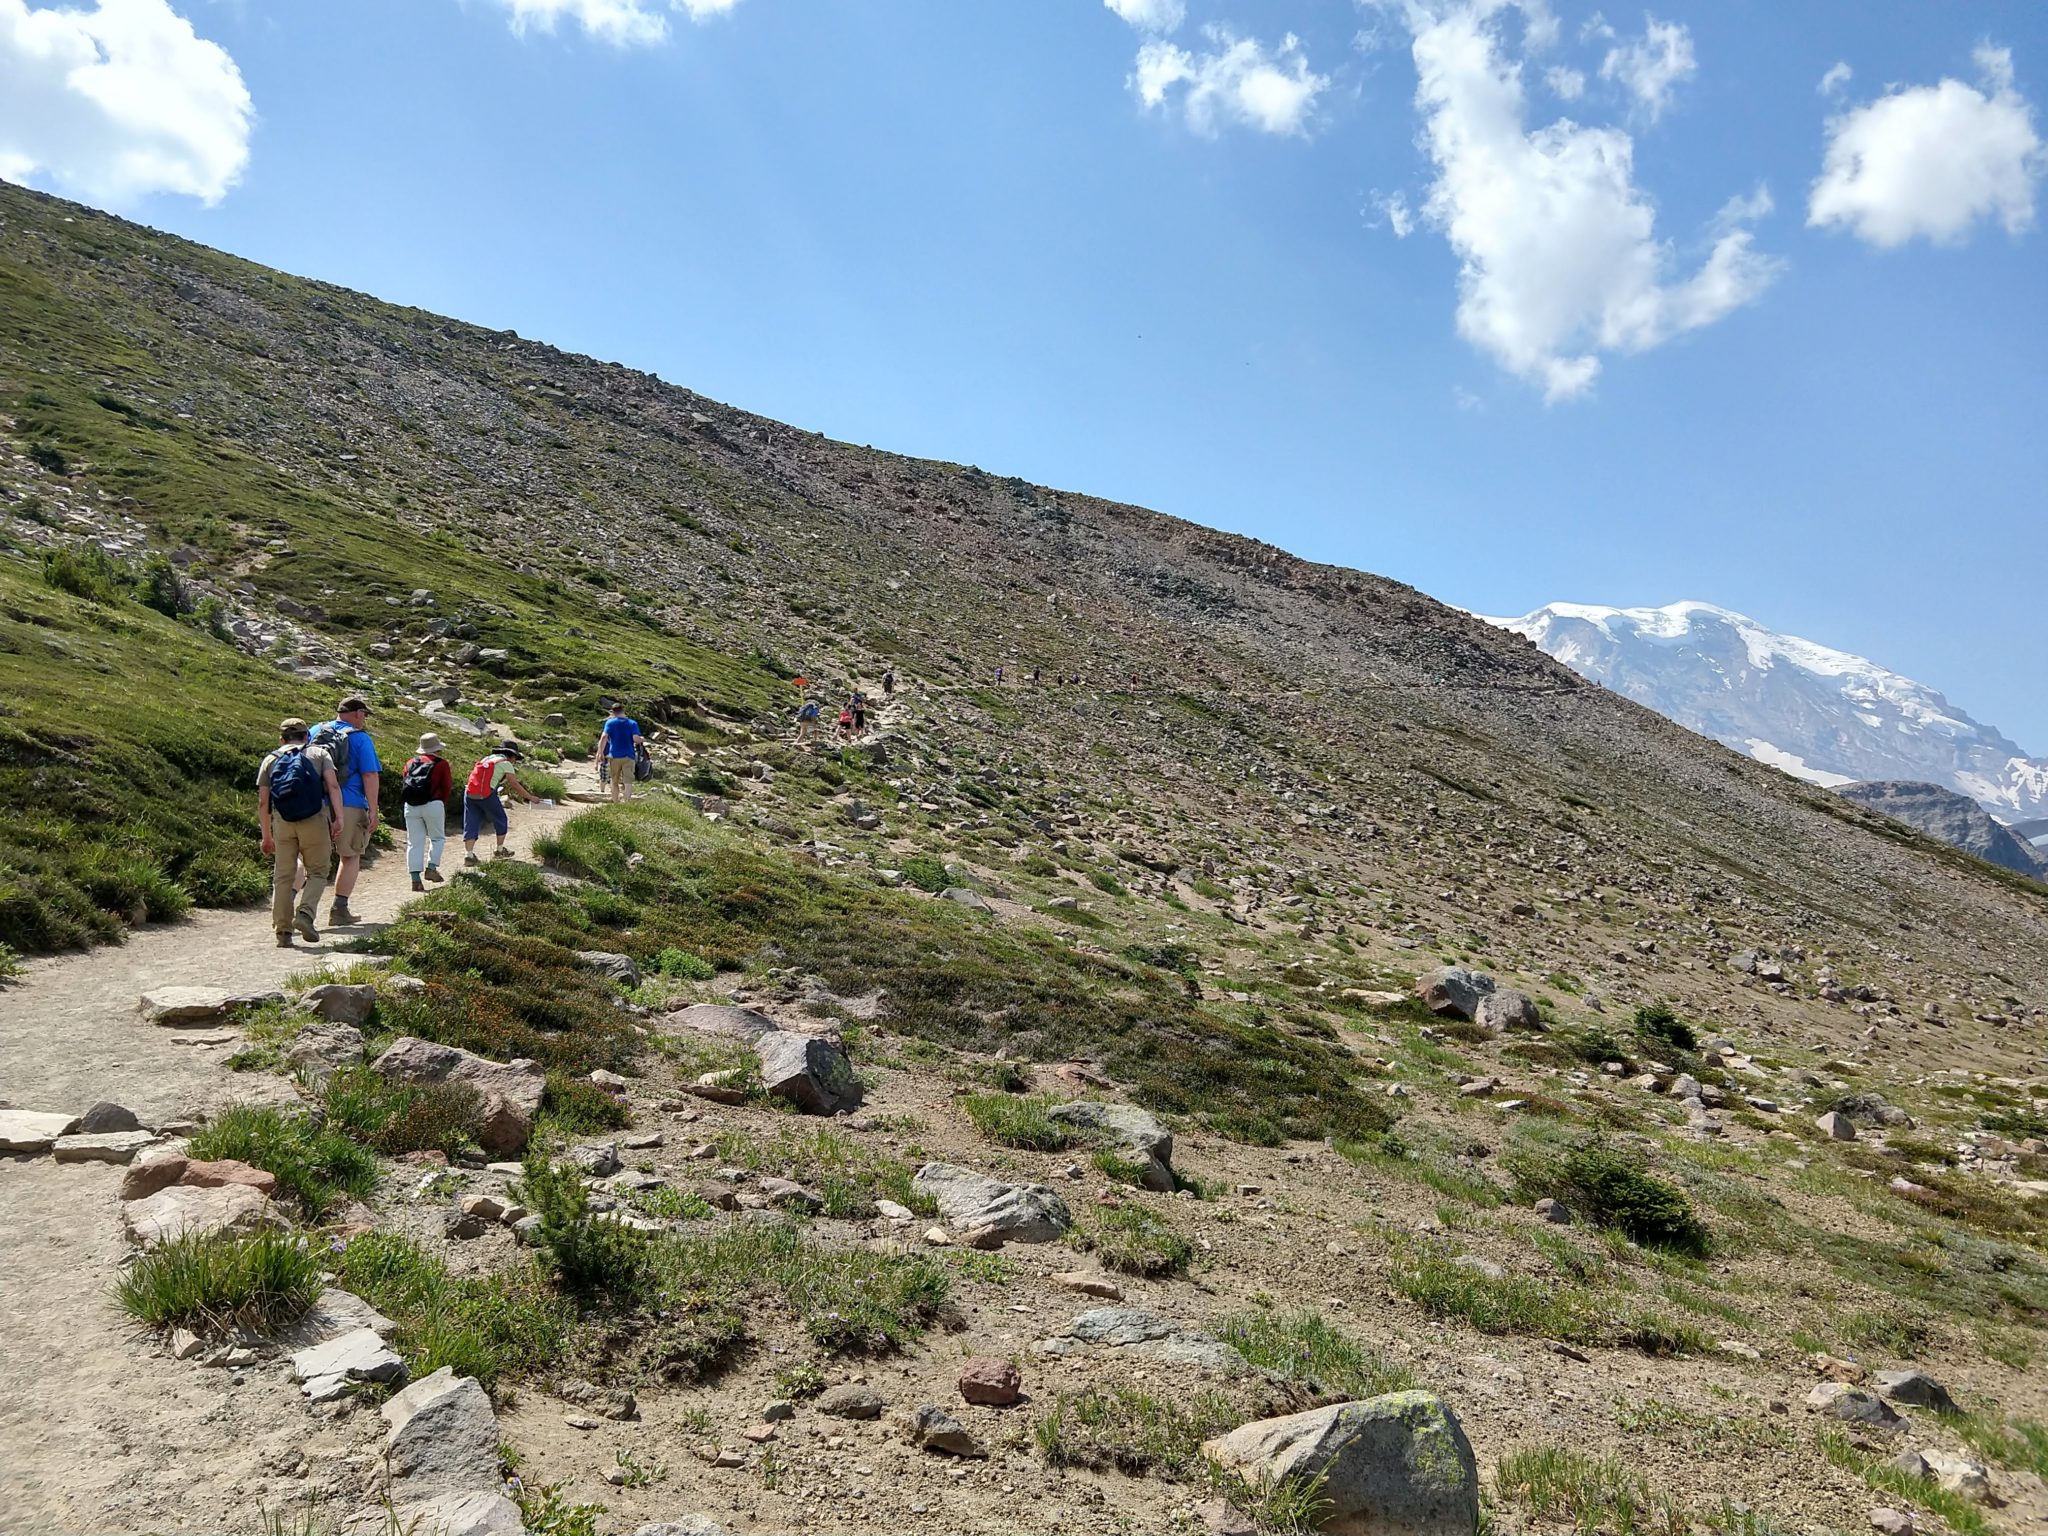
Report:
309,695,381,927
256,718,345,947
591,701,645,804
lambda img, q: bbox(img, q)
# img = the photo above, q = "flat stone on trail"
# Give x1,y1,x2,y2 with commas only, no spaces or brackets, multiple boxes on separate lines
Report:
139,986,279,1025
122,1182,279,1249
275,1288,399,1349
1057,1308,1251,1374
756,1030,862,1116
912,1163,1072,1242
381,1367,502,1499
53,1131,158,1164
630,1520,732,1536
1202,1392,1481,1536
0,1110,81,1153
669,1003,780,1042
291,1325,407,1401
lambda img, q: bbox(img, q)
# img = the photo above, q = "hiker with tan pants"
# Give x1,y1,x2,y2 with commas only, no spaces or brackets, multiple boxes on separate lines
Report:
255,718,345,948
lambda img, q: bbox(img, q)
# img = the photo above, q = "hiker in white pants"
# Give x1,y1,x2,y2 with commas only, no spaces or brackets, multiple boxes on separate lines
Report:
398,733,454,893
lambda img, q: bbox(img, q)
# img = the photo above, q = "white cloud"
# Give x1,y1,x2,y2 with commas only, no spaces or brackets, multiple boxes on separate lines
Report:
0,0,250,205
1598,14,1695,122
1809,44,2045,247
1104,0,1184,35
1817,61,1852,99
1545,65,1583,100
1405,0,1778,400
1132,26,1329,137
486,0,740,48
1373,189,1415,236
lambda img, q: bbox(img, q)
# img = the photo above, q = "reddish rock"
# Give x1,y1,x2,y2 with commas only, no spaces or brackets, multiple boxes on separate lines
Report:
958,1357,1022,1408
120,1151,190,1201
182,1158,280,1197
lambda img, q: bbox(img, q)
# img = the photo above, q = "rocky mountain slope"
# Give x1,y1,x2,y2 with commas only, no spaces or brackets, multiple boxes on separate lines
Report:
2,180,2047,1536
1838,782,2048,883
1485,601,2048,823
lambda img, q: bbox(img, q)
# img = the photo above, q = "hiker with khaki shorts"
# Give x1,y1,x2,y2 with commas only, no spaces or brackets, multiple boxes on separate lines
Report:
256,718,344,947
592,702,645,803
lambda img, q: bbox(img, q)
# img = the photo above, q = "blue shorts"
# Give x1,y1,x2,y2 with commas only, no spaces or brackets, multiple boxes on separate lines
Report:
462,792,508,840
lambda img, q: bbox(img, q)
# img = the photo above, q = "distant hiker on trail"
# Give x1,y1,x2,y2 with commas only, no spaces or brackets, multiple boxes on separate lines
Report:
995,665,1005,684
850,690,867,737
795,697,820,744
592,702,645,804
462,742,539,864
256,717,344,948
400,733,454,893
836,703,854,741
309,696,380,927
881,669,895,697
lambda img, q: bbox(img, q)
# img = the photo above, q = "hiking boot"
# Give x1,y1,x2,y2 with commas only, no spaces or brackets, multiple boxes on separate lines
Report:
328,900,356,927
275,931,295,948
293,911,320,944
423,866,444,883
410,875,425,892
464,853,480,867
492,846,513,859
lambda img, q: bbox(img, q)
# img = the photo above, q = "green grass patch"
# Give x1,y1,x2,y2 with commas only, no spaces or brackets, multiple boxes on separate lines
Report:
1213,1308,1415,1399
1494,1444,1685,1536
1817,1428,1990,1536
115,1229,324,1335
961,1092,1078,1152
1034,1384,1239,1477
1073,1204,1194,1278
186,1103,377,1223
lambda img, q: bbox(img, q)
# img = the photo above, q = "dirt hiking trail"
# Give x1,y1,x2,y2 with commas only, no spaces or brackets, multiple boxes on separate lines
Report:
0,770,591,1536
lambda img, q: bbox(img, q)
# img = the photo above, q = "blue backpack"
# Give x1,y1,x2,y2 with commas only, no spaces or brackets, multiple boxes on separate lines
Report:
269,747,326,823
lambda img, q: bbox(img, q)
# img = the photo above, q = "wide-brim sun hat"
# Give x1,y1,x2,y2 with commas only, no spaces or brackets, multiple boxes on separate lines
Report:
498,741,524,759
418,733,445,754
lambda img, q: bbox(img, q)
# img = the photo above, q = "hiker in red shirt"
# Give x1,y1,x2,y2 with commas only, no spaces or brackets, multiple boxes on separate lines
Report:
399,733,456,892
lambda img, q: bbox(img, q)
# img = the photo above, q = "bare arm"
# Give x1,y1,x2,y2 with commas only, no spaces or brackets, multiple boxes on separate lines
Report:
257,783,274,853
324,766,345,838
361,771,381,828
506,772,539,804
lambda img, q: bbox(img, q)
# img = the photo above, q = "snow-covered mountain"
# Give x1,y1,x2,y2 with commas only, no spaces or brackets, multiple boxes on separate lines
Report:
1483,601,2048,823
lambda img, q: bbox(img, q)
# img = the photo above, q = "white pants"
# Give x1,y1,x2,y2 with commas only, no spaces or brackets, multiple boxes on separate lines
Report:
404,800,446,874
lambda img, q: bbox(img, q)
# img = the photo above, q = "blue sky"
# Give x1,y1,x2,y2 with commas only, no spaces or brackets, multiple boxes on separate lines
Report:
4,0,2045,748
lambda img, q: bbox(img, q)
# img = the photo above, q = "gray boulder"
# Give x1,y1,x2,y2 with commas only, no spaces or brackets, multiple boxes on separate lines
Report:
757,1030,862,1116
77,1101,144,1134
631,1523,732,1536
301,982,377,1027
287,1022,366,1090
381,1367,501,1499
1058,1308,1251,1374
906,1404,985,1457
1806,1382,1903,1429
577,951,641,988
669,1003,780,1042
912,1163,1071,1242
377,1492,524,1536
373,1037,545,1156
816,1385,886,1420
938,887,994,913
1416,967,1496,1021
1473,990,1539,1033
1045,1102,1174,1190
1872,1370,1956,1414
1202,1392,1480,1536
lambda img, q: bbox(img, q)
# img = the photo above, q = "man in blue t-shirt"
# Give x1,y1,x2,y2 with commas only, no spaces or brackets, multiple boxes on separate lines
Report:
309,695,381,926
591,702,645,803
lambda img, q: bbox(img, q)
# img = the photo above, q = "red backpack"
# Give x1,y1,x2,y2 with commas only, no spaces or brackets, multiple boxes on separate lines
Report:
464,757,499,797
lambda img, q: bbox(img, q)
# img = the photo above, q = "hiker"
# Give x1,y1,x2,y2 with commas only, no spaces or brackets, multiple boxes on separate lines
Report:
255,718,344,948
849,690,867,737
795,697,820,744
995,664,1004,684
881,669,895,697
836,703,854,741
309,696,380,927
399,733,454,892
462,741,539,863
591,701,645,804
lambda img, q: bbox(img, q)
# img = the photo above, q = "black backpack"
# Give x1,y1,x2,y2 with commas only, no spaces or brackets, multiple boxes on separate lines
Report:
268,747,325,823
634,744,656,782
400,755,440,806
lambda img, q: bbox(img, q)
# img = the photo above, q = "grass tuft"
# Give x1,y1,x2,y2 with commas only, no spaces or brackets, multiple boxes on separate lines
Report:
115,1229,324,1335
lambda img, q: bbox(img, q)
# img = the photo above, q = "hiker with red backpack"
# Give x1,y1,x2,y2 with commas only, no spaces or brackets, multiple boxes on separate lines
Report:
400,733,455,892
255,717,345,948
461,741,539,863
307,696,380,927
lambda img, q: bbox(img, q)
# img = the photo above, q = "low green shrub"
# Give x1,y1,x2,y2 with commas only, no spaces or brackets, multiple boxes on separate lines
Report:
961,1092,1076,1152
1632,1001,1696,1053
1213,1308,1414,1399
1557,1143,1708,1256
115,1229,324,1334
1075,1205,1193,1278
320,1066,482,1157
335,1230,570,1389
518,1151,656,1305
899,854,949,894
